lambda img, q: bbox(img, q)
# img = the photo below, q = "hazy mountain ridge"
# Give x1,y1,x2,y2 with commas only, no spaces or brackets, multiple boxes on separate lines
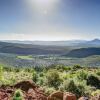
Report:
0,41,71,55
2,39,100,46
66,47,100,58
0,39,100,57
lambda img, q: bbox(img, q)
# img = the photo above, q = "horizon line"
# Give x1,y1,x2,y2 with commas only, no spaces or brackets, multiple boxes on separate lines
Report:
0,38,99,41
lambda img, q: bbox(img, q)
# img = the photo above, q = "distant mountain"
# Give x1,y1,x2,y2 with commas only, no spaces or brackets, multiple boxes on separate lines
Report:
0,40,100,57
66,47,100,58
1,40,86,46
75,39,100,47
88,39,100,44
2,39,100,47
0,41,71,55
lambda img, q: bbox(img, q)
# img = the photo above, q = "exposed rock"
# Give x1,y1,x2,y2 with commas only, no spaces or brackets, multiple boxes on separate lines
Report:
0,91,11,100
0,80,99,100
14,80,37,92
48,91,76,100
63,92,76,100
47,91,63,100
78,96,89,100
0,80,47,100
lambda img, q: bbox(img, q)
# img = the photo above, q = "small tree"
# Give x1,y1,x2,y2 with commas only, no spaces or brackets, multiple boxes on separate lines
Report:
64,80,85,98
65,80,77,93
87,75,100,88
73,65,82,70
46,69,62,89
77,70,88,80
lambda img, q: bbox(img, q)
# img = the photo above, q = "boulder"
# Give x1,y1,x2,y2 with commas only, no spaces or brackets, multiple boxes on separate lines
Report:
26,88,47,100
14,80,37,92
63,92,76,100
78,96,89,100
47,91,63,100
48,91,76,100
0,91,11,100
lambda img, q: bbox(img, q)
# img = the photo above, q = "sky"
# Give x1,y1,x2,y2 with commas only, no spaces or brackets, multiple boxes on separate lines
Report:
0,0,100,41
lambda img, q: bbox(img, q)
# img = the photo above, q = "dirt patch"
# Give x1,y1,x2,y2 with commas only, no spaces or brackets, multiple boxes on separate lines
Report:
0,80,47,100
0,80,99,100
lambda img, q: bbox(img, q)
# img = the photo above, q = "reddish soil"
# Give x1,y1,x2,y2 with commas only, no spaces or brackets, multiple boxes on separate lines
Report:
0,80,99,100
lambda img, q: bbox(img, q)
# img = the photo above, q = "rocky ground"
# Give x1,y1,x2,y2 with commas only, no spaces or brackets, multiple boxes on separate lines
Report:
0,80,99,100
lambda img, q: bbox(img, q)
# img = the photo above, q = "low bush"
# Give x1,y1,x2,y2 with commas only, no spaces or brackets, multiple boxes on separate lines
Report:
87,75,100,89
32,70,38,83
72,65,82,70
77,70,88,80
91,90,100,96
46,69,62,89
64,80,85,98
13,89,23,100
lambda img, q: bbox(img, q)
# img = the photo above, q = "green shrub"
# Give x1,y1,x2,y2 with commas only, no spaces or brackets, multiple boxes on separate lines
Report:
44,87,55,95
32,70,38,83
76,84,85,97
39,72,44,77
77,70,88,80
64,80,77,93
0,66,3,80
64,80,85,98
91,90,100,96
46,69,62,89
96,71,100,76
87,75,100,89
37,77,44,86
59,84,65,92
13,89,23,100
72,65,82,70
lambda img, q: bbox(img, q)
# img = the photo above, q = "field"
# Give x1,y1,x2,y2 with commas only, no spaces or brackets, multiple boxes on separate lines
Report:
0,53,100,68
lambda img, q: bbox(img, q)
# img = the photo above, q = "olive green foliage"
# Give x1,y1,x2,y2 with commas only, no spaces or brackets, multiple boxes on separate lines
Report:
77,70,88,80
46,69,62,89
87,75,100,88
64,80,85,98
0,65,3,80
0,65,100,97
72,65,82,71
13,89,23,100
32,70,38,83
91,90,100,96
96,70,100,76
44,87,55,95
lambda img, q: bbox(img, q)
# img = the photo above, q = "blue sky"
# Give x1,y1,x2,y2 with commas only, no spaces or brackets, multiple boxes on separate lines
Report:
0,0,100,40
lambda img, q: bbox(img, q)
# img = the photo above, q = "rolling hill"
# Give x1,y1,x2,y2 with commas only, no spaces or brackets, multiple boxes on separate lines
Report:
66,47,100,58
2,39,100,47
0,41,71,55
0,40,100,57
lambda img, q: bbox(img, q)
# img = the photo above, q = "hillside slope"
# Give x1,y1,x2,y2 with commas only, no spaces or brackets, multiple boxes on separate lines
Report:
66,48,100,58
0,42,71,55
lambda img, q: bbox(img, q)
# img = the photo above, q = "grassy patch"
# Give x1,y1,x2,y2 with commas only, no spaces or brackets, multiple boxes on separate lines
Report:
17,55,33,60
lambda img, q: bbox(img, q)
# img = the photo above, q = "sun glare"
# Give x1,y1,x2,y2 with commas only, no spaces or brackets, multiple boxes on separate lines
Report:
28,0,59,14
35,0,54,4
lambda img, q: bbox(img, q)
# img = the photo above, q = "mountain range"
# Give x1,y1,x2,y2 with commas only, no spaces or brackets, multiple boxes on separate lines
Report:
2,38,100,47
0,39,100,57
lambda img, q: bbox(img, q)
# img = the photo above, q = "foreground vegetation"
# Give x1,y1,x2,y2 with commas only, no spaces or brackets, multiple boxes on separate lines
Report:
0,65,100,98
